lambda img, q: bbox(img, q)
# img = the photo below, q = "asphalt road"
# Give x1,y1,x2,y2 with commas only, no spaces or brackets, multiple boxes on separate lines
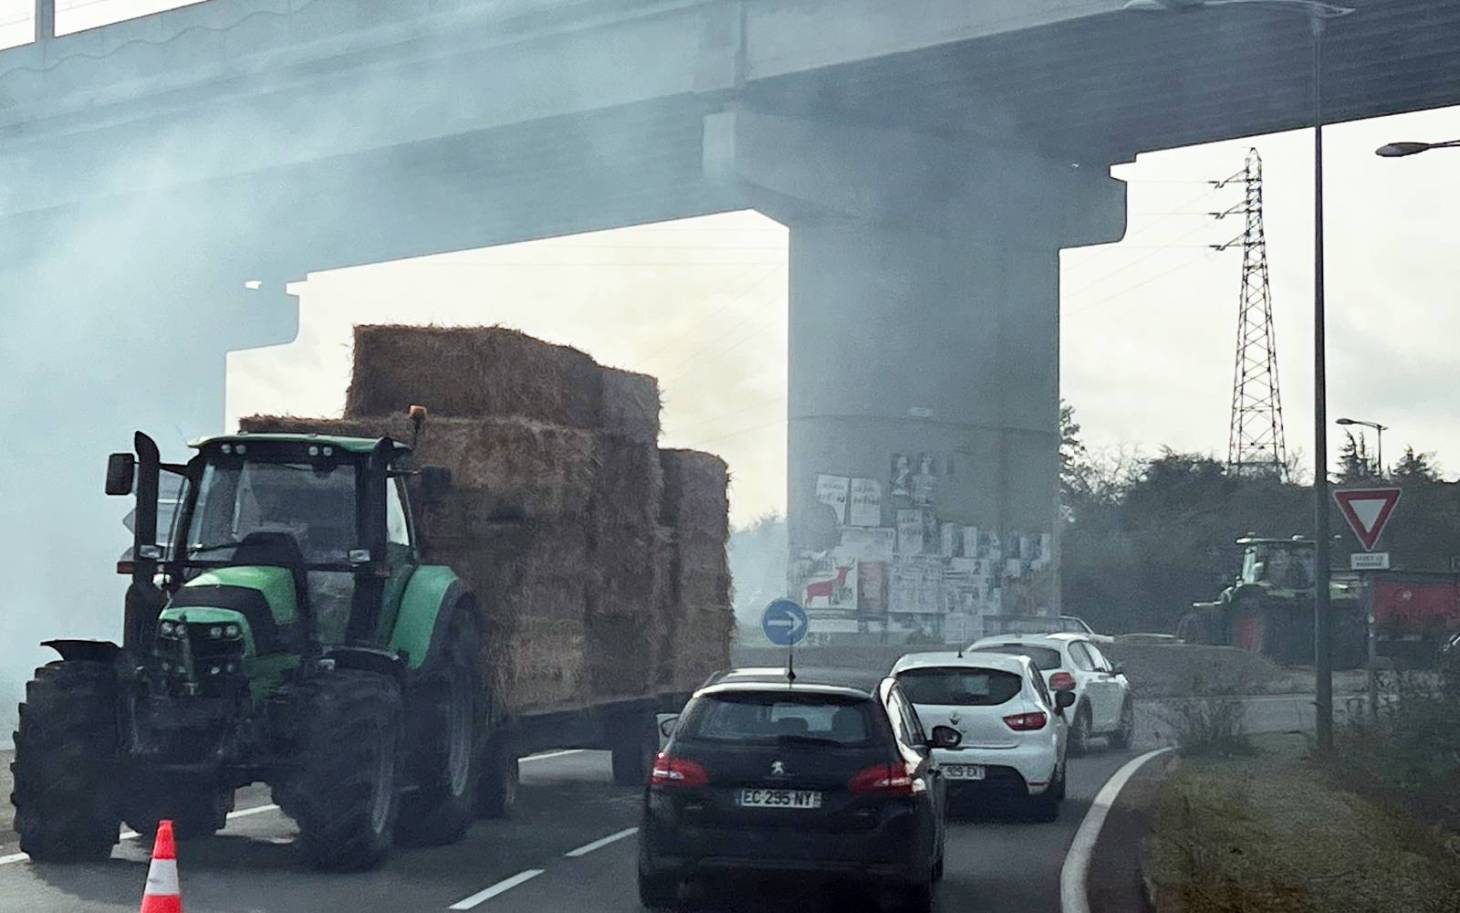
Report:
0,742,1149,913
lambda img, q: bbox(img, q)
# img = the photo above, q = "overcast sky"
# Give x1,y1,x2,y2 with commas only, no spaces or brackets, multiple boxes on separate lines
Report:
6,0,1459,525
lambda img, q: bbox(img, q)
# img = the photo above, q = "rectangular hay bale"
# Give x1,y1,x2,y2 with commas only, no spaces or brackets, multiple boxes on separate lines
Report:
344,325,604,427
600,367,661,444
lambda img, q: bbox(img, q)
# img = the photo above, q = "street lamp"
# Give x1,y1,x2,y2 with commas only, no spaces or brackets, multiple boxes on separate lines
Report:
1375,139,1460,158
1336,417,1388,476
1124,0,1355,751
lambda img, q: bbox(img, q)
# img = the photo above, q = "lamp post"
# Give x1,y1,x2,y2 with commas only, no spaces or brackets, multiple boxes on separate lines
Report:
1336,417,1387,476
1376,139,1460,158
1124,0,1354,750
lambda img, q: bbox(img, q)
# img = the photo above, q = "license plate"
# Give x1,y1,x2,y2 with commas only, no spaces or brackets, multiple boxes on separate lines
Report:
736,788,823,809
942,764,986,781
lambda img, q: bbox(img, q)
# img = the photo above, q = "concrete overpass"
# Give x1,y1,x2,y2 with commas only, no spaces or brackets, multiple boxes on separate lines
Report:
2,0,1458,626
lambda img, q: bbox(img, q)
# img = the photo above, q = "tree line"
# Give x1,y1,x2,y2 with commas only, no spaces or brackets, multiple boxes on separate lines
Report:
1060,402,1460,634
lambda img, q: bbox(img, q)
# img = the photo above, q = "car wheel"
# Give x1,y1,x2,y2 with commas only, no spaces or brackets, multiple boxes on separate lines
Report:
1029,767,1063,823
1109,700,1135,750
1068,705,1092,757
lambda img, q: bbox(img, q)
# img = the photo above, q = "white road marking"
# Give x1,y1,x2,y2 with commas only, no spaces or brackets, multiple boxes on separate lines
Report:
520,749,584,763
449,869,545,909
563,826,637,858
0,803,282,865
1059,747,1174,913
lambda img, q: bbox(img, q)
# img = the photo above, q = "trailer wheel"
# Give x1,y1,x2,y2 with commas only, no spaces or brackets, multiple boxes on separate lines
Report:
475,737,518,819
12,661,121,862
397,609,481,846
610,711,658,787
277,670,403,871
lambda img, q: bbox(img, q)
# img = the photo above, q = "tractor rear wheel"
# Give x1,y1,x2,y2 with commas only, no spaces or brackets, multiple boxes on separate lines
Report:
12,661,122,862
276,669,403,871
475,736,518,819
396,609,482,847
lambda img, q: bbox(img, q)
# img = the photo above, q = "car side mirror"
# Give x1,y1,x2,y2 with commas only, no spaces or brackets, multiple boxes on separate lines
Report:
105,453,136,496
420,465,452,502
659,716,678,739
928,725,962,750
1111,663,1125,676
1055,690,1076,711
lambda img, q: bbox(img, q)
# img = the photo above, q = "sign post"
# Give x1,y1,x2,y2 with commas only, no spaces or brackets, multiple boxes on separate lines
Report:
1334,487,1401,725
761,599,808,682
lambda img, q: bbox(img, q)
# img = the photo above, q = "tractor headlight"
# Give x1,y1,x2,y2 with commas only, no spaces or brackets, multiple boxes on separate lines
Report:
159,621,175,636
209,626,223,639
224,624,240,638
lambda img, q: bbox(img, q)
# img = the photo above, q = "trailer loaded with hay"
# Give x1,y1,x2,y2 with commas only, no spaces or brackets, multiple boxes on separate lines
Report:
11,325,730,871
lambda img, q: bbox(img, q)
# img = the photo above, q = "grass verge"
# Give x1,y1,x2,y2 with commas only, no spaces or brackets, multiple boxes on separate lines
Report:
1145,733,1460,913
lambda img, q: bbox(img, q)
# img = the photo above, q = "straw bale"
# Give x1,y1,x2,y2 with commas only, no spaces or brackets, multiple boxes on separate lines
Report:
239,414,598,524
430,524,592,626
599,368,661,443
345,325,603,427
584,614,659,700
483,616,587,716
591,435,663,533
659,449,730,543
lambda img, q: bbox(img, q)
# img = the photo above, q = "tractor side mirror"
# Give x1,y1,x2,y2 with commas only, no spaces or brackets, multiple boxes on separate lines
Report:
420,465,453,502
106,453,136,496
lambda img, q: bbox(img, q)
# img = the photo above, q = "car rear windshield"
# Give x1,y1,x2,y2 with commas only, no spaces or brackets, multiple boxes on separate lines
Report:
897,668,1023,706
968,645,1063,671
678,692,885,747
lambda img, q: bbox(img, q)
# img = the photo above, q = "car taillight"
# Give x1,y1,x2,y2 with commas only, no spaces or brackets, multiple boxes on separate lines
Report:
649,753,709,787
1049,672,1076,691
1003,711,1048,731
848,762,920,796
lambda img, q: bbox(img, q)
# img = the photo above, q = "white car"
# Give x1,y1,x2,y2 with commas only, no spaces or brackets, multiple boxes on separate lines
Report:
891,651,1074,821
965,633,1134,756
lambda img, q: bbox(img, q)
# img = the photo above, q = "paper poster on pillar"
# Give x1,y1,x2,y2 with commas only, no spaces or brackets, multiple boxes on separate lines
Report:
840,527,896,563
896,509,925,556
797,554,858,611
815,474,850,525
890,454,912,499
857,562,888,614
911,453,937,507
848,478,883,527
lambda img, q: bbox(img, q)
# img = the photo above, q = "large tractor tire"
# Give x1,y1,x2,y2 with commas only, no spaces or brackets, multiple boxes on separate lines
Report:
275,670,403,871
12,661,122,862
396,609,482,847
475,736,519,819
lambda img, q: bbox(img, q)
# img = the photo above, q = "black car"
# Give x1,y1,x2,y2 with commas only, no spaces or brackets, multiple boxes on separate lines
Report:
638,667,960,912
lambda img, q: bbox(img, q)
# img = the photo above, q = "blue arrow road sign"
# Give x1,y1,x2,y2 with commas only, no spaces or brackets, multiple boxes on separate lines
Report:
761,599,808,647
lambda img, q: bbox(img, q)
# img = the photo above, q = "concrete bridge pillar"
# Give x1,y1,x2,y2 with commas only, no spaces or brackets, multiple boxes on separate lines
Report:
34,0,53,40
705,111,1126,626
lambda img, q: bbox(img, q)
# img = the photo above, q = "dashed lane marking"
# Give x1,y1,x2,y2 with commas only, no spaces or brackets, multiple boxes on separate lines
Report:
449,868,545,909
563,827,637,858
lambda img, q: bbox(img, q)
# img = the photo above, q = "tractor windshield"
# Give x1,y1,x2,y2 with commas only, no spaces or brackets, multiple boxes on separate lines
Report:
184,458,359,566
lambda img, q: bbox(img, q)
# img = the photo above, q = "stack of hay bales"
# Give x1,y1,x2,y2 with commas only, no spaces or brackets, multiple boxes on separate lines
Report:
659,449,733,692
241,325,731,716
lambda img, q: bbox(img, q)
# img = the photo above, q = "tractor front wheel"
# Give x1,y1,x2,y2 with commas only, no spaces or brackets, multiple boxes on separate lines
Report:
12,661,122,862
276,669,403,871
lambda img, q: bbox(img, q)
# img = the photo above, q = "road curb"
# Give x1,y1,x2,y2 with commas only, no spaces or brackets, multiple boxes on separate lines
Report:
1059,747,1174,913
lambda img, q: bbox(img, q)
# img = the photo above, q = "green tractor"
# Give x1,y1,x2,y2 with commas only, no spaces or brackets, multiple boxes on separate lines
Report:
11,430,490,869
1177,535,1364,667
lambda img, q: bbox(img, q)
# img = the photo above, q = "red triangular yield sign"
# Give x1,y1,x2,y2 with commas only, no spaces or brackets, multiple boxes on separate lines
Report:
1333,487,1401,551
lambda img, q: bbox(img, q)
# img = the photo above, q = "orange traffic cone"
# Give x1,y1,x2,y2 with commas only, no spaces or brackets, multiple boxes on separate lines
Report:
139,820,183,913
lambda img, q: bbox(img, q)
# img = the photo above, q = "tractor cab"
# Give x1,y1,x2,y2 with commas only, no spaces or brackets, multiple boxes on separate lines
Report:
1236,535,1317,593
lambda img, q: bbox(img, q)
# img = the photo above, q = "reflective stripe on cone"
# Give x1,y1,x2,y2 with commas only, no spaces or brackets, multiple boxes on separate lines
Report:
140,820,183,913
